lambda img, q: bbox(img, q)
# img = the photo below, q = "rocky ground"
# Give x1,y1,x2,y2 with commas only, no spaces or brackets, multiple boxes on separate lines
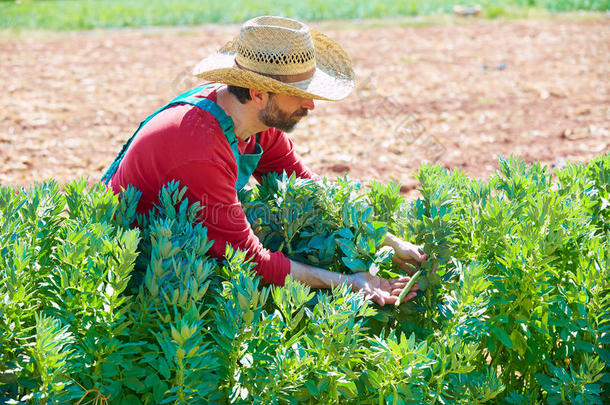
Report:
1,17,608,196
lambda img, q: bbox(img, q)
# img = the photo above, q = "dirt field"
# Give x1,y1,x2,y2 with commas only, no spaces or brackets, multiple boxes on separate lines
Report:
1,18,608,196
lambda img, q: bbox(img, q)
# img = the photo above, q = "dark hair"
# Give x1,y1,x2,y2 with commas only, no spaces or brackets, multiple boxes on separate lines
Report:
227,85,251,104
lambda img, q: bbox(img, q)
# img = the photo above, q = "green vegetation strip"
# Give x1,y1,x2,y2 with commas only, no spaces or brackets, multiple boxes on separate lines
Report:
0,0,608,30
1,155,609,403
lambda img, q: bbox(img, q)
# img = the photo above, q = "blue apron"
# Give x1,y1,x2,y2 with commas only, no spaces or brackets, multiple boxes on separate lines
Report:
101,84,263,191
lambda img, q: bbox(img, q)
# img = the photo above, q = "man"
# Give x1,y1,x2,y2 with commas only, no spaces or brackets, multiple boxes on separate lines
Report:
103,16,429,306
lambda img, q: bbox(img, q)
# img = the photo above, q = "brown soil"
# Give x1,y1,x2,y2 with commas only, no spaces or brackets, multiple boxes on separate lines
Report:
1,18,608,196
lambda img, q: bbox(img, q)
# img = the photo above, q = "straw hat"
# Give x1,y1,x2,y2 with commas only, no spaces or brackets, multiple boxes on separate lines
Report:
193,16,354,101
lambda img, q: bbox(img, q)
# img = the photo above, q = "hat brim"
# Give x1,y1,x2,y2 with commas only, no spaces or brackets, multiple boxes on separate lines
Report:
193,30,354,101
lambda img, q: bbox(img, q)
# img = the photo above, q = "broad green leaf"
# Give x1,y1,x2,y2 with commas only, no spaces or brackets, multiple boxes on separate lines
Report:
304,380,318,396
574,340,596,353
492,326,514,349
342,256,367,272
595,347,610,363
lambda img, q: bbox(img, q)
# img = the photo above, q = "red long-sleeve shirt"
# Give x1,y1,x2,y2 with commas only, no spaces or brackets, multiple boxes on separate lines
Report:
110,84,315,285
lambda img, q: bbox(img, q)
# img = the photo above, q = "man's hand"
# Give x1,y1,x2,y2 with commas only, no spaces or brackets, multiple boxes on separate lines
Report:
289,259,419,306
383,233,428,274
348,272,419,306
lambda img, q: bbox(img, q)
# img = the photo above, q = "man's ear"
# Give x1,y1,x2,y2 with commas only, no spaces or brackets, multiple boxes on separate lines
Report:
249,89,269,108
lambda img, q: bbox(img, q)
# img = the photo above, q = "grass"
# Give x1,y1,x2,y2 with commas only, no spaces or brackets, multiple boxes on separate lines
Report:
0,0,608,31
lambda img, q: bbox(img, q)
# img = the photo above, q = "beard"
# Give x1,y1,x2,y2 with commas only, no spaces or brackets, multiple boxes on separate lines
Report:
258,96,308,133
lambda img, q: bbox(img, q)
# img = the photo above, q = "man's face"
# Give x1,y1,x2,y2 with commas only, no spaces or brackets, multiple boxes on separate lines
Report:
258,93,314,133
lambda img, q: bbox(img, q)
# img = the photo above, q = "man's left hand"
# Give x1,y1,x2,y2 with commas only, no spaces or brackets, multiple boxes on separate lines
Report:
383,233,428,274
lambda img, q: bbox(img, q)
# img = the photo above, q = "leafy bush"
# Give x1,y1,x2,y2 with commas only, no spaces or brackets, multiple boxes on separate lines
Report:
0,155,608,404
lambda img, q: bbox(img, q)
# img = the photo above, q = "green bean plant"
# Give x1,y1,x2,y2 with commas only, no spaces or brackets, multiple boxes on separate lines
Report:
0,154,608,404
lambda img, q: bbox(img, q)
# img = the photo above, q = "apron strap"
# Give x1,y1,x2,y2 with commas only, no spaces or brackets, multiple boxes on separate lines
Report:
101,84,226,184
101,84,263,192
178,96,236,141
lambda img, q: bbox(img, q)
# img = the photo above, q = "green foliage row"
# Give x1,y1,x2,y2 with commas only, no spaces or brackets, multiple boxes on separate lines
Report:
1,154,609,404
0,0,608,30
240,155,610,403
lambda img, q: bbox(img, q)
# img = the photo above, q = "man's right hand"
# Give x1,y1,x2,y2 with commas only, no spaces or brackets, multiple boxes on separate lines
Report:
347,272,419,306
289,260,419,307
